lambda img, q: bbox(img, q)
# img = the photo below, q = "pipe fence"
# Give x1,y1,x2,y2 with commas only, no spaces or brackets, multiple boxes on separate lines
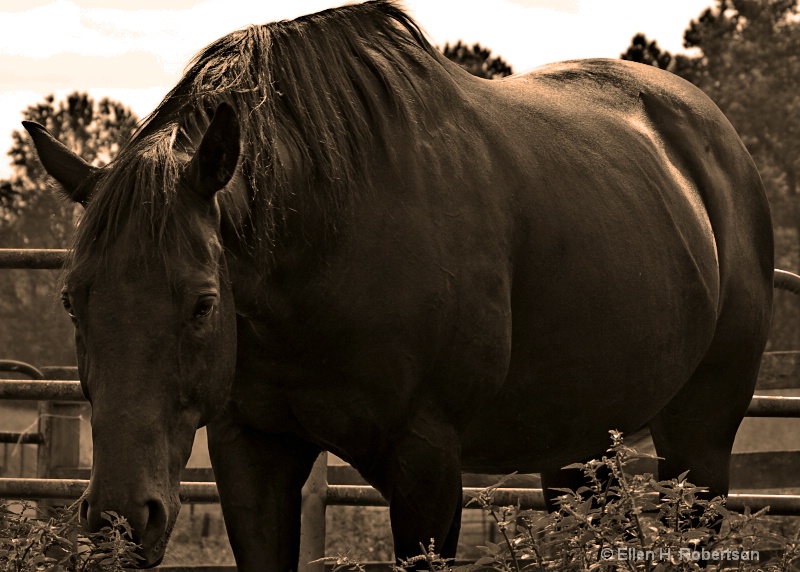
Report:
3,247,800,572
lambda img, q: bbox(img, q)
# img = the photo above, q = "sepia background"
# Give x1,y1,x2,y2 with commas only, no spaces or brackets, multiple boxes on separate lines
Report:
2,0,799,567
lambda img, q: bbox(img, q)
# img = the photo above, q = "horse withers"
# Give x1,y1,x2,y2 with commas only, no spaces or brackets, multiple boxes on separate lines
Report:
24,1,773,570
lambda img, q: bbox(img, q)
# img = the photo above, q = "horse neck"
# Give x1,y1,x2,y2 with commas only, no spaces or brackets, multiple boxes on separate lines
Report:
220,56,477,314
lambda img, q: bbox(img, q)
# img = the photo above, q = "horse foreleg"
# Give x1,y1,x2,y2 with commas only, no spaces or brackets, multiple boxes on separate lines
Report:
207,411,320,572
365,408,463,565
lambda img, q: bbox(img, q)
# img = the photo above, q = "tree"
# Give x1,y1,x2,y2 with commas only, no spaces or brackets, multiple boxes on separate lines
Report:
0,92,138,366
620,33,672,69
442,41,514,79
2,92,138,244
679,0,800,202
676,0,800,350
621,0,800,350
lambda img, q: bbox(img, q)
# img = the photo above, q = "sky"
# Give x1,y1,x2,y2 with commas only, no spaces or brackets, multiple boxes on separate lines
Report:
0,0,715,179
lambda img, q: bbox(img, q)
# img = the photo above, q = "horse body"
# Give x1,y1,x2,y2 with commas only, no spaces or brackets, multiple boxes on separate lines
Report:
24,2,772,570
458,60,770,471
209,56,771,566
223,56,768,469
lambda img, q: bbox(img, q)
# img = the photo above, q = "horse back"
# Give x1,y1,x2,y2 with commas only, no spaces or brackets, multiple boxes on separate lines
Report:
503,58,773,287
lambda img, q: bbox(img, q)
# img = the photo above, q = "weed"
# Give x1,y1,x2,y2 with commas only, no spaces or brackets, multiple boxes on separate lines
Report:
383,431,800,572
0,496,141,572
5,431,800,571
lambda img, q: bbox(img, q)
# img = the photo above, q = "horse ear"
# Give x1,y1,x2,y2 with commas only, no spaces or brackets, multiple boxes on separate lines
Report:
22,121,97,206
185,102,240,200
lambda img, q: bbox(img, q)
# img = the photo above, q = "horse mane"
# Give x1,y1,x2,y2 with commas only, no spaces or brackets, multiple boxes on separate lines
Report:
67,0,446,284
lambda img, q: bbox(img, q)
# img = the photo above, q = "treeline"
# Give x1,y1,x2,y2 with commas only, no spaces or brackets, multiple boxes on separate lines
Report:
620,0,800,350
1,0,797,367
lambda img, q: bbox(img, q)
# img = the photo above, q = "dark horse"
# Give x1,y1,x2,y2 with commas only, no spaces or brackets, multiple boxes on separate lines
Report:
24,1,773,569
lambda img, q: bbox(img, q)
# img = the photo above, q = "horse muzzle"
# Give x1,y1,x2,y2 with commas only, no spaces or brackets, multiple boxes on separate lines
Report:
80,489,173,568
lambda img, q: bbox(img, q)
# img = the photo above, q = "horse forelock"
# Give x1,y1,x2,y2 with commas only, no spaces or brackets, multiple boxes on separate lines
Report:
66,0,446,286
65,127,215,289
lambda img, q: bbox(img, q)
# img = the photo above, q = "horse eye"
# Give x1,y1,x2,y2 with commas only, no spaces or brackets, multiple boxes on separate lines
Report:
61,294,77,321
191,295,216,320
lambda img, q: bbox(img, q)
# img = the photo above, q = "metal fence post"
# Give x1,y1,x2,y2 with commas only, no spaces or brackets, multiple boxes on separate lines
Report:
299,452,328,572
36,401,51,479
38,401,82,480
37,368,83,483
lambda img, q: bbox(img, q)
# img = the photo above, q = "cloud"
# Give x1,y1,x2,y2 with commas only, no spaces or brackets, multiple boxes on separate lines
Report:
505,0,579,13
408,0,710,72
1,1,110,58
0,0,343,76
1,52,176,90
67,0,201,7
0,0,715,179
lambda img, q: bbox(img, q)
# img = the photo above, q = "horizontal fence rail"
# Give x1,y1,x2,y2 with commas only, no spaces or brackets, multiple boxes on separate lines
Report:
0,248,67,269
3,478,800,516
2,378,800,516
3,379,800,415
13,246,799,289
0,359,44,380
0,431,44,444
0,379,84,400
748,395,800,417
4,248,800,560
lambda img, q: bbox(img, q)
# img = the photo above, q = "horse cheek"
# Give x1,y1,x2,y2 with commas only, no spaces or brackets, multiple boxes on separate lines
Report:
74,328,91,401
182,303,236,423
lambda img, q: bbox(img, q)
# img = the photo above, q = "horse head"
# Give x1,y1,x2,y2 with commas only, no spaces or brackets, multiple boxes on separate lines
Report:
24,103,241,567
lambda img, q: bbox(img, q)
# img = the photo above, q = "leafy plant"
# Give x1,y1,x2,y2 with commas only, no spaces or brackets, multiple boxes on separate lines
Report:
327,431,800,572
0,496,142,571
7,432,800,571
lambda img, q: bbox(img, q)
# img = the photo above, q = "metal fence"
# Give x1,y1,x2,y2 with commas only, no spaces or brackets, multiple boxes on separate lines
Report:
3,375,800,507
3,247,800,572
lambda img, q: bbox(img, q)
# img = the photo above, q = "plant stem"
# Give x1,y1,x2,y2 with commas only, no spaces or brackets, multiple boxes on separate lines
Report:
490,509,521,572
614,455,647,546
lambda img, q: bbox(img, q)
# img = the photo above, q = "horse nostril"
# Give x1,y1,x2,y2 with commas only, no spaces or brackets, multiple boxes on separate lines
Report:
142,499,168,545
81,497,168,546
81,499,111,534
